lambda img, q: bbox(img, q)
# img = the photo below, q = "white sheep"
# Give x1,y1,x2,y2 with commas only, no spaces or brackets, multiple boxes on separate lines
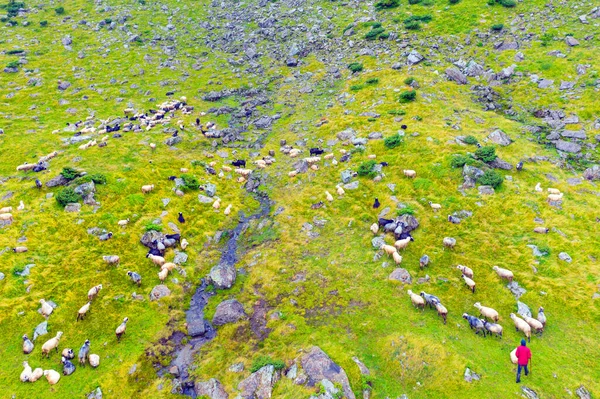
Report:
17,163,36,171
428,201,441,211
533,227,549,234
456,265,473,278
147,254,165,267
89,354,100,368
43,369,61,385
180,168,189,173
548,193,563,202
77,302,91,321
41,332,63,357
510,313,531,342
336,186,345,196
115,317,129,341
0,206,12,213
474,302,498,321
462,275,476,293
370,223,378,234
224,204,232,215
213,199,221,209
380,244,398,256
403,169,416,178
325,191,333,202
158,268,169,282
510,348,518,364
222,166,232,172
17,201,24,210
492,266,513,282
181,239,189,250
103,255,120,265
435,302,448,324
118,218,130,227
547,188,561,194
87,284,103,301
0,213,14,222
288,171,298,177
39,299,53,318
537,307,546,327
443,237,456,249
29,368,43,382
367,154,376,159
392,251,403,265
407,290,425,310
310,164,319,171
161,262,177,272
324,153,334,160
394,237,412,250
141,184,155,194
522,314,544,334
289,149,302,157
13,246,28,253
20,361,32,382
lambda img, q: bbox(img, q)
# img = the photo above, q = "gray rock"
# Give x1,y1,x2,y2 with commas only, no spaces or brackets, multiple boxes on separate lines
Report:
337,128,356,141
465,60,484,77
575,385,591,399
254,116,273,129
517,301,532,318
74,181,96,205
561,130,586,139
558,252,572,263
162,198,172,207
464,367,481,383
173,251,188,265
203,183,217,197
212,299,246,326
0,272,4,280
367,132,383,140
199,195,214,204
65,203,81,212
555,140,581,153
46,175,69,187
285,364,297,379
478,185,495,195
407,50,424,65
371,236,385,250
538,79,554,89
150,285,171,301
583,165,600,181
351,137,368,146
33,321,48,341
391,62,402,70
489,158,513,170
62,35,72,46
388,268,412,284
165,136,183,146
507,281,526,299
343,181,359,190
488,129,512,146
238,365,278,399
341,170,354,184
494,41,519,51
209,263,236,289
15,263,35,277
86,387,103,399
445,67,468,84
560,81,576,90
352,357,370,375
195,379,229,399
58,81,71,91
565,36,580,47
300,346,355,399
140,230,165,249
521,387,539,399
463,165,484,188
527,244,545,257
397,214,419,233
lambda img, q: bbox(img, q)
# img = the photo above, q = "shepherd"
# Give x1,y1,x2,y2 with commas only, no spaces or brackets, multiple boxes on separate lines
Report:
515,339,532,383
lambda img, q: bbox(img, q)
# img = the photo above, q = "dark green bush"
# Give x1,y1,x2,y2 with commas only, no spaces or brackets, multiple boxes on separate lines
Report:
478,169,503,188
399,90,417,103
498,0,516,7
366,77,379,84
474,146,497,163
404,21,420,30
56,187,80,207
397,206,415,216
54,6,65,14
1,0,25,17
39,20,48,26
408,0,422,4
60,167,79,180
378,32,390,39
384,135,403,149
250,356,286,373
387,109,407,116
374,0,400,10
348,62,364,73
181,174,200,191
6,49,24,55
78,173,107,184
450,154,471,168
6,60,19,69
449,0,460,3
144,223,163,232
350,84,364,91
365,27,385,40
463,135,478,145
404,77,415,85
404,14,432,23
357,160,377,178
491,23,504,31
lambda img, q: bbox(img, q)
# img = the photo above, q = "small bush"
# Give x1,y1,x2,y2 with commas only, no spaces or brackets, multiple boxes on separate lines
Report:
78,173,107,184
404,77,415,85
463,135,478,145
491,23,504,31
397,206,415,216
40,20,48,27
60,167,79,180
357,160,377,178
366,77,379,84
1,0,25,17
365,27,385,40
374,0,400,10
404,14,432,23
408,0,422,4
6,49,24,55
498,0,516,7
181,174,200,191
56,187,80,207
54,6,65,14
478,169,503,188
404,21,421,30
388,109,406,116
364,21,382,28
449,0,460,3
450,154,471,168
398,90,417,103
144,223,163,232
474,146,497,163
250,356,286,373
384,135,403,149
378,32,390,39
348,62,364,73
6,60,19,69
350,84,364,91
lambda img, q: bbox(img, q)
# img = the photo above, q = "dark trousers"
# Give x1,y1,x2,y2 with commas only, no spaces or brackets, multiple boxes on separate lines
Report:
516,364,529,383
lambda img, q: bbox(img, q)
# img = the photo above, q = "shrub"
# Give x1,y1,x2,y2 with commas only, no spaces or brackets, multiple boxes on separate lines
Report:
404,14,432,23
6,49,24,55
450,154,471,168
404,21,420,30
374,0,400,10
398,90,417,103
449,0,460,3
408,0,422,3
39,20,48,26
388,109,406,116
250,356,286,373
350,84,364,91
463,135,478,145
181,174,200,191
56,187,80,207
365,27,385,40
378,32,390,39
6,60,19,69
357,160,377,178
397,206,415,216
384,135,403,149
54,6,65,14
474,146,497,163
1,0,25,17
348,62,364,73
78,173,107,184
404,77,415,85
60,167,79,180
498,0,516,7
478,169,503,188
144,223,163,232
366,77,379,84
491,23,504,31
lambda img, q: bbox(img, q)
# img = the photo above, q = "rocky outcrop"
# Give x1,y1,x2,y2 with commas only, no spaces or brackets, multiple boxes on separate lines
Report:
237,365,279,399
300,346,355,399
388,268,412,284
487,129,512,146
212,299,246,326
195,379,229,399
208,263,237,290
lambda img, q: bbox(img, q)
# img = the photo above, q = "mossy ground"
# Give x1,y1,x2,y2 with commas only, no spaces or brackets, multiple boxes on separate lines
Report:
0,0,599,398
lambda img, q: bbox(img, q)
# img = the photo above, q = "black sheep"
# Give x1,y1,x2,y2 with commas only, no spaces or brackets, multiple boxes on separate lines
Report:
35,179,42,189
373,198,380,209
231,159,246,167
168,176,177,181
165,233,181,242
378,218,394,227
195,118,200,126
516,161,523,171
309,148,324,156
178,212,185,223
400,125,407,130
380,162,389,167
463,313,486,337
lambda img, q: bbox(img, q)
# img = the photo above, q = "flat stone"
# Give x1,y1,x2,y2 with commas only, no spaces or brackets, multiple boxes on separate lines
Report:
371,236,385,249
561,130,586,139
300,346,355,399
173,251,188,265
33,321,48,341
149,285,171,301
212,299,246,326
517,301,532,318
488,129,512,146
556,140,581,153
464,367,481,383
445,67,468,84
238,365,278,399
343,181,359,190
538,79,554,89
478,185,495,195
507,281,526,299
15,263,35,277
576,385,591,399
209,263,236,289
565,36,580,46
559,252,572,262
199,194,214,204
388,268,412,284
165,136,183,146
86,387,103,399
195,379,229,399
407,50,424,65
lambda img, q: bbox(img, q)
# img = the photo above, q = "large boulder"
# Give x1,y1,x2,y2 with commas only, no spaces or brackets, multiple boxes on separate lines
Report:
208,263,236,289
445,67,468,84
140,230,165,249
397,214,419,233
583,165,600,181
489,158,513,170
388,268,412,284
463,165,484,188
195,379,229,399
487,129,512,146
74,181,97,205
46,175,69,188
150,285,171,301
406,50,424,65
165,136,183,146
212,299,246,326
555,140,581,153
237,365,278,399
300,346,355,399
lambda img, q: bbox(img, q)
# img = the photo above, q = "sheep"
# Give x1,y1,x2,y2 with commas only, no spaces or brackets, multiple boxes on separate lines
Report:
41,332,63,358
118,218,130,227
403,169,416,178
87,284,103,301
392,251,403,265
442,237,456,249
534,183,542,192
222,165,232,172
547,188,561,194
456,265,473,278
419,255,430,269
231,159,246,167
0,212,13,222
146,253,165,266
325,191,334,202
289,149,302,157
127,271,141,286
482,320,503,338
149,143,156,150
394,236,414,250
213,199,221,209
77,302,91,321
510,313,531,342
62,357,76,376
180,168,189,173
380,244,398,256
22,335,34,354
141,184,155,194
0,206,12,213
116,317,129,342
288,171,298,177
158,268,169,282
17,163,36,172
463,313,486,336
492,266,514,282
548,193,563,202
103,255,120,265
43,369,61,385
370,223,379,234
522,314,544,335
336,186,345,196
13,246,27,253
510,348,518,364
537,307,546,327
234,168,252,177
407,290,425,311
78,340,90,366
324,153,335,160
428,201,441,211
39,299,53,318
30,368,43,382
181,238,189,250
419,291,441,308
89,354,100,368
99,232,113,241
309,148,324,156
474,302,499,321
224,204,232,215
462,275,476,293
20,361,32,382
161,262,177,272
435,303,448,324
533,227,549,234
62,348,74,359
17,200,24,210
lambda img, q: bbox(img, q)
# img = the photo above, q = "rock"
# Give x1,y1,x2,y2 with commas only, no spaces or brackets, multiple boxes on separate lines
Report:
140,230,165,249
561,130,586,139
173,251,188,265
212,299,246,326
388,268,412,284
203,183,217,197
478,186,495,195
445,67,467,84
371,236,385,249
407,50,424,65
488,129,512,146
254,116,273,129
62,35,72,46
0,272,4,280
165,136,183,146
489,158,513,170
391,62,402,70
187,307,207,337
555,140,581,153
521,387,539,399
575,385,591,399
507,281,526,299
209,263,236,289
150,285,171,301
74,181,96,205
337,128,356,141
343,181,359,190
559,252,572,263
565,36,579,47
199,194,214,204
65,203,82,212
352,357,370,375
341,170,354,184
300,346,355,399
517,301,531,318
285,364,297,379
538,79,554,89
230,363,245,373
367,132,382,140
58,81,71,90
237,365,278,399
397,214,419,233
465,60,484,76
464,367,481,383
87,387,103,399
195,379,229,399
33,321,48,341
494,40,519,51
583,165,600,181
46,175,69,187
463,165,484,188
560,81,576,90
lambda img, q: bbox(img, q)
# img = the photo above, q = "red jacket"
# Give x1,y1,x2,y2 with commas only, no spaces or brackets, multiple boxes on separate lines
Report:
516,345,531,366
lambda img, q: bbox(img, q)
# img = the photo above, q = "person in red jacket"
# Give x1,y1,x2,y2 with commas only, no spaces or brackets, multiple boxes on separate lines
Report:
515,339,532,383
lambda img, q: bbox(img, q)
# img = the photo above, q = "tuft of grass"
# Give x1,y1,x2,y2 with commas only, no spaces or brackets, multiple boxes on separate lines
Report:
463,135,478,145
250,356,285,373
397,206,415,216
144,223,163,232
60,167,79,180
477,169,503,188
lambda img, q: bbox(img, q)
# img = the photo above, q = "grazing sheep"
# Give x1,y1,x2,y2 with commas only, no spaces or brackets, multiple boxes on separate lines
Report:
325,191,334,202
39,299,53,318
547,193,563,202
482,320,503,338
463,313,486,336
373,198,380,209
537,307,546,327
0,212,13,222
435,303,448,324
181,238,189,250
392,251,403,265
41,332,63,358
0,206,12,213
407,290,425,310
288,171,298,177
370,223,379,234
213,199,221,209
417,255,429,270
533,227,549,234
222,165,232,172
98,232,113,241
516,162,523,171
141,184,155,194
20,361,32,382
43,369,61,385
180,168,189,173
510,313,531,342
462,275,476,293
231,159,246,167
77,302,91,321
522,314,544,335
23,335,34,354
61,357,76,376
456,265,473,278
117,218,130,227
87,284,103,301
158,268,169,282
224,204,232,215
13,246,27,253
161,262,177,272
336,186,345,196
146,253,165,266
17,200,24,210
403,169,416,178
102,255,120,265
149,143,156,149
534,183,542,192
30,368,43,382
442,237,456,249
116,317,129,342
16,163,36,172
89,354,100,368
547,188,561,194
35,179,42,189
510,348,518,364
380,244,398,256
474,302,499,321
309,148,324,156
428,201,441,211
127,271,141,286
394,236,414,250
367,154,376,159
78,340,90,366
492,266,514,282
61,348,74,359
419,291,441,308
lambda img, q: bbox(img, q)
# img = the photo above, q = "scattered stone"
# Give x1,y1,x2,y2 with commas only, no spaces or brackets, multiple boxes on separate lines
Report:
583,165,600,181
150,285,171,301
407,50,424,65
538,79,554,89
173,251,188,265
445,67,468,84
237,365,278,399
230,362,245,373
478,185,495,195
558,252,572,263
565,36,580,47
209,263,236,289
212,299,246,326
464,367,481,383
488,129,512,146
33,321,48,341
199,194,214,204
463,165,484,188
300,346,355,399
521,386,539,399
65,203,81,212
86,387,103,399
352,357,370,375
58,81,71,91
15,263,35,277
507,281,526,299
46,175,69,188
388,268,412,284
576,385,591,399
517,301,532,318
165,136,183,146
195,379,229,399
